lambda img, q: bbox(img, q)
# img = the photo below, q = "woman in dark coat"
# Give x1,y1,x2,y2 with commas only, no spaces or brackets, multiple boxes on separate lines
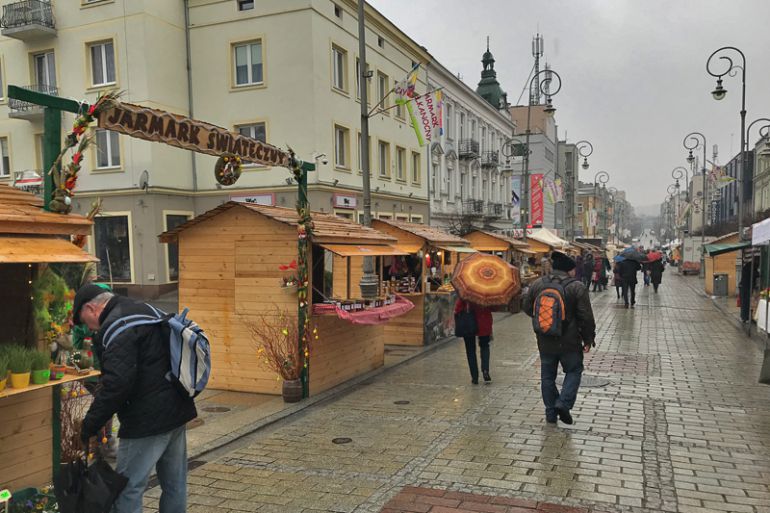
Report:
649,259,665,293
455,299,493,384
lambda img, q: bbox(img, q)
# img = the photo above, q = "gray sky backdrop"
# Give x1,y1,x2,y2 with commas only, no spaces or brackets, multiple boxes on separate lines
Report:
369,0,770,215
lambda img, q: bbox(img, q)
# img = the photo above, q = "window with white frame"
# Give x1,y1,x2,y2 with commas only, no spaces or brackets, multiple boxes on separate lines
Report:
377,71,389,110
334,125,349,168
446,103,453,139
236,122,266,142
234,41,263,86
95,129,120,168
332,45,347,92
459,112,465,140
94,215,131,282
577,203,584,214
89,41,115,86
33,51,56,88
395,147,406,181
410,214,423,224
165,213,191,281
0,137,9,177
481,127,486,153
355,58,371,101
378,141,390,177
447,165,454,198
411,151,420,184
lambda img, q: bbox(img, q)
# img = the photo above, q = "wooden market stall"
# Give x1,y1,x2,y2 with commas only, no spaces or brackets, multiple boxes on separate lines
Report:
160,201,411,396
0,185,99,492
704,232,745,297
371,219,475,345
464,230,546,282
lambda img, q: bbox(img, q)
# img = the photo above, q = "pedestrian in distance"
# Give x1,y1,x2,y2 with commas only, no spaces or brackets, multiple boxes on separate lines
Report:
613,261,624,299
73,284,197,513
582,252,594,288
619,258,642,308
575,254,584,284
523,252,596,425
601,254,612,291
649,258,665,293
454,298,493,384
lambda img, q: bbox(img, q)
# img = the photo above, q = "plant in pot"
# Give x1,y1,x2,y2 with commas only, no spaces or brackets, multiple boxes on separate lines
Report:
245,306,311,403
8,346,33,389
31,350,52,384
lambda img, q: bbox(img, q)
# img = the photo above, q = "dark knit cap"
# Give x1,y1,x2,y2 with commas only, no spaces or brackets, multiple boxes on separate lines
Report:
551,251,576,272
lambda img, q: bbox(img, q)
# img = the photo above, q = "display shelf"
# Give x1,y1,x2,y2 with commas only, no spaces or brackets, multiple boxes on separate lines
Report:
0,370,100,400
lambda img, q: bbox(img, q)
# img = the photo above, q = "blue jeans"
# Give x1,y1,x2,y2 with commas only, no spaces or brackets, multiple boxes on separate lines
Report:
539,351,584,420
114,425,187,513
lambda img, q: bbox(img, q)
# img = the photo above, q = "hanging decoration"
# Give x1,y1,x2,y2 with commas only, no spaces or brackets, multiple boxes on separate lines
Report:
214,153,242,186
48,92,120,214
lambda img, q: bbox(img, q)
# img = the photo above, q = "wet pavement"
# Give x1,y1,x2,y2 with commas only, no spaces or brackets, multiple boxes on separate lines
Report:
143,274,770,513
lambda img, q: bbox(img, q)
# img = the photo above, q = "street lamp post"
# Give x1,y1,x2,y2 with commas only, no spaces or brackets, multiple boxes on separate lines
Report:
502,137,529,236
521,69,562,241
608,186,618,244
684,132,707,277
593,171,609,241
707,46,746,239
573,140,593,241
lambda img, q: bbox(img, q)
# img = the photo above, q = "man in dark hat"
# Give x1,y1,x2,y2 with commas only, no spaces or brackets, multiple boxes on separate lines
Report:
73,284,197,513
523,252,596,425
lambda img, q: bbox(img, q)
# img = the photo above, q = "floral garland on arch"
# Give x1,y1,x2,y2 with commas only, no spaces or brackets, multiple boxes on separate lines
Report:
48,92,120,214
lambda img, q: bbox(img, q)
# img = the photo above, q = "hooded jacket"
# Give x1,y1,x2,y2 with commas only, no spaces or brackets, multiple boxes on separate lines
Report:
523,270,596,353
82,296,197,439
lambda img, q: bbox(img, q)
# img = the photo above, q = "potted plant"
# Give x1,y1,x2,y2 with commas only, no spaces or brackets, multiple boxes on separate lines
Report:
245,306,311,403
31,350,52,384
8,346,33,389
0,353,8,393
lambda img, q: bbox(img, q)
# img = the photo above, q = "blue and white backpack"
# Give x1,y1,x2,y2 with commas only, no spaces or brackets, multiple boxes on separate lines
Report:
102,305,211,398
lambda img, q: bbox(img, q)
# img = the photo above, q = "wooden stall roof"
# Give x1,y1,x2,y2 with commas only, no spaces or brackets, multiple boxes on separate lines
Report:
465,230,530,252
371,219,470,246
159,201,398,245
0,237,99,263
0,185,92,236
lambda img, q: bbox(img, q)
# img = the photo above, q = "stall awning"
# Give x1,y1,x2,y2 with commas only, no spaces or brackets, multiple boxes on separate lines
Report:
436,245,477,254
704,241,751,257
514,248,537,256
0,237,99,263
394,243,424,254
320,244,409,257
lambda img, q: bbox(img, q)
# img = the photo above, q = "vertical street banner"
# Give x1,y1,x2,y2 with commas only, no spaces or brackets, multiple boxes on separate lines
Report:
530,174,544,226
511,176,521,226
407,90,443,147
395,63,420,105
589,209,598,227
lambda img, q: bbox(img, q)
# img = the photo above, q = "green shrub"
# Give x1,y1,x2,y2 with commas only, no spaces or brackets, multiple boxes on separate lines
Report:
0,353,8,378
31,350,52,371
8,346,33,374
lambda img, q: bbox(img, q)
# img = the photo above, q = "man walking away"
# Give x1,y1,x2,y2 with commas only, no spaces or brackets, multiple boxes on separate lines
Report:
523,252,596,425
73,284,197,513
649,258,665,293
582,252,594,288
619,258,642,308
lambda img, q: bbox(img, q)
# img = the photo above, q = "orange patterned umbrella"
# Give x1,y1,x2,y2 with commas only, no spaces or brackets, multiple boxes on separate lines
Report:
451,253,521,306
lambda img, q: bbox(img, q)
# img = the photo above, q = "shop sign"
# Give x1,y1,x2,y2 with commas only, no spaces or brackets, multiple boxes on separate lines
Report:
98,102,289,167
333,194,358,210
230,193,275,206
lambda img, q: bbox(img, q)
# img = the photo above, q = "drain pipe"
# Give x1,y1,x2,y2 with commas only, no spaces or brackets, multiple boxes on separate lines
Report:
184,0,198,206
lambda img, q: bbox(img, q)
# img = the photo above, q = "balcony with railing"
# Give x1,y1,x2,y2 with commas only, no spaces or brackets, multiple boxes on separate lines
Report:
462,199,484,215
1,0,56,40
458,139,479,160
9,84,58,120
481,151,500,168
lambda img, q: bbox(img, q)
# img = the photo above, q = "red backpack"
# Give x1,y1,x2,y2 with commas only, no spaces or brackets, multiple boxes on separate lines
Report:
532,276,575,337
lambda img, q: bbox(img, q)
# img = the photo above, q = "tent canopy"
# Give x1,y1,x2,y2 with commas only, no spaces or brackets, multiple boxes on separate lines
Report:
528,228,569,249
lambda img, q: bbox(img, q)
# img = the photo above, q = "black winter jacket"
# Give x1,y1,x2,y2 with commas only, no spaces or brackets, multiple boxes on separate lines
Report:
82,296,197,439
619,259,642,284
523,271,596,354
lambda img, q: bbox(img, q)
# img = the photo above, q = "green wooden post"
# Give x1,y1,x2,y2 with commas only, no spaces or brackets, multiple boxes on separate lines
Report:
52,386,62,479
42,108,61,211
297,161,314,399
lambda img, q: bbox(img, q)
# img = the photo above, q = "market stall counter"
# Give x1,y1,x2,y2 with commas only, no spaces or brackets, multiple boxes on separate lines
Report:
160,202,411,396
372,220,475,345
0,185,99,492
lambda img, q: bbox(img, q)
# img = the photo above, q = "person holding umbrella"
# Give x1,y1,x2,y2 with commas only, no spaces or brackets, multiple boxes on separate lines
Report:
452,253,521,385
523,252,596,425
613,255,625,299
619,247,644,308
647,250,665,293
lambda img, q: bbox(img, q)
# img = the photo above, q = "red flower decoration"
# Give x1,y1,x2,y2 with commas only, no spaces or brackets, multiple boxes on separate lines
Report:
72,152,83,164
88,104,97,115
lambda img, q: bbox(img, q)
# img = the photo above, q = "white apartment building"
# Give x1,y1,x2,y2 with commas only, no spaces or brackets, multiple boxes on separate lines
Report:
428,47,516,233
0,0,434,297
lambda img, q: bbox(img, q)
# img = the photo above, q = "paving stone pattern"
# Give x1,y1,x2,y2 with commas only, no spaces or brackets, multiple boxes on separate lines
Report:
143,275,770,513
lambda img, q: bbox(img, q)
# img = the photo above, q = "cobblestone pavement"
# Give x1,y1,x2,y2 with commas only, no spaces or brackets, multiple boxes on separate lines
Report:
144,274,770,513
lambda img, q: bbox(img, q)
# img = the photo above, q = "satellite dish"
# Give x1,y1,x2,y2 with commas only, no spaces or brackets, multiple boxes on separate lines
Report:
139,170,149,191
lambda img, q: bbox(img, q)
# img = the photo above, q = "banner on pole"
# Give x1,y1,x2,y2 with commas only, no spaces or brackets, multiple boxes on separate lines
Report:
407,90,443,147
511,176,521,226
531,174,544,225
395,63,420,105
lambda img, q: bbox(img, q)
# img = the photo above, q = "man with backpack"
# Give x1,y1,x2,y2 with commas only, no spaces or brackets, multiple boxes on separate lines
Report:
523,252,596,425
73,284,198,513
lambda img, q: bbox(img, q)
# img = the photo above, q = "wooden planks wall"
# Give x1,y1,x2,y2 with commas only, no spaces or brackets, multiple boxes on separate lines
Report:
384,294,424,345
309,316,384,395
705,254,737,296
0,389,52,491
178,207,298,394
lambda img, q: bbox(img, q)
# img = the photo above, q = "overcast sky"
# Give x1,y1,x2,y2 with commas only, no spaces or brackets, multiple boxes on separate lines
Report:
369,0,770,214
